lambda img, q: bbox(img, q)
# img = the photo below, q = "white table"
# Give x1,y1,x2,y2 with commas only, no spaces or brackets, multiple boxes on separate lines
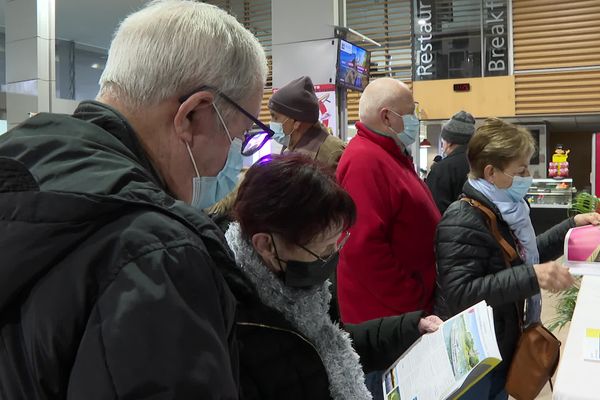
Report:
553,276,600,400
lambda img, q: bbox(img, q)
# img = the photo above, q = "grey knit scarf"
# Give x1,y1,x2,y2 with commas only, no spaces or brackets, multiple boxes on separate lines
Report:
225,223,372,400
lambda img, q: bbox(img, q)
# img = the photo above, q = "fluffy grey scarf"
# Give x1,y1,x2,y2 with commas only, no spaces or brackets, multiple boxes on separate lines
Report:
225,223,372,400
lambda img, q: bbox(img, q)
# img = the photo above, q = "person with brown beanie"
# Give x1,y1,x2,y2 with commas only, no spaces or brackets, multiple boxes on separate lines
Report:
269,76,346,168
426,110,476,214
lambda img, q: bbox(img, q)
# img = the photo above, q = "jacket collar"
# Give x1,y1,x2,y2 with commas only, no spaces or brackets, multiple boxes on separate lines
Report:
72,100,164,188
288,124,328,155
355,121,414,169
446,144,467,159
71,101,236,262
462,180,504,218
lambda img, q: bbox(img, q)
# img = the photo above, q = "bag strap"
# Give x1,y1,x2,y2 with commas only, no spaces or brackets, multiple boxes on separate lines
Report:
461,197,519,267
461,197,526,331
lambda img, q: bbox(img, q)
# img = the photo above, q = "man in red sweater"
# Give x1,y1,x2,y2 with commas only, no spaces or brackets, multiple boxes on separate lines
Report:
336,78,441,324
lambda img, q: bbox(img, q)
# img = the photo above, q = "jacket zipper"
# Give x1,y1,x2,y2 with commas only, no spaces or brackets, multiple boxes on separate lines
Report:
236,321,325,365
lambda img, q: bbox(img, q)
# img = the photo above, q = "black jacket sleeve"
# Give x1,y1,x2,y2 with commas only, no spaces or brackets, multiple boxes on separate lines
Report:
426,165,454,214
536,217,576,263
436,204,540,316
67,244,239,400
345,311,424,373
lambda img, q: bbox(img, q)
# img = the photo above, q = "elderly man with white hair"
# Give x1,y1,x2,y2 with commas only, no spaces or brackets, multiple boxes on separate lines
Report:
336,79,441,398
0,0,270,398
336,78,441,325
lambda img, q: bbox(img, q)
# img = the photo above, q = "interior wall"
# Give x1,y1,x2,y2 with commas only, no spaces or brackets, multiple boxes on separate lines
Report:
547,131,593,193
413,76,516,120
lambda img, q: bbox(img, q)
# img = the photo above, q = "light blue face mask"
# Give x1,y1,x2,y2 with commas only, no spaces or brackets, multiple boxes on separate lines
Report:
502,172,533,202
269,120,290,146
387,109,420,147
185,105,243,210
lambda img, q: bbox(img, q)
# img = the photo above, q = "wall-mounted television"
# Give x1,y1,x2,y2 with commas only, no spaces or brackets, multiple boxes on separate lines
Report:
336,39,370,92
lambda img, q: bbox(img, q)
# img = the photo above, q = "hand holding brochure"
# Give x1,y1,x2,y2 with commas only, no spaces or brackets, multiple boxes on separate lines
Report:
382,301,501,400
564,225,600,276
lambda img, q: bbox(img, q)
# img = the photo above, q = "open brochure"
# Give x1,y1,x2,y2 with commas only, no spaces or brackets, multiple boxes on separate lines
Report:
564,225,600,276
381,301,501,400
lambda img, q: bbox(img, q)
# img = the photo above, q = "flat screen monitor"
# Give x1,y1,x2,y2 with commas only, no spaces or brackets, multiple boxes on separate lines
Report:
336,39,370,92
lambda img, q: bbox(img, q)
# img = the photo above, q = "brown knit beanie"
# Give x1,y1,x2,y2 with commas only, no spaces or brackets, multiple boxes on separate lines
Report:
268,76,319,123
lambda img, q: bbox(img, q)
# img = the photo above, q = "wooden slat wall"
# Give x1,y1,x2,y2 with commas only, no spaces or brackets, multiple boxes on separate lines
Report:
205,0,272,121
239,0,272,121
346,0,412,122
515,70,600,115
513,0,600,115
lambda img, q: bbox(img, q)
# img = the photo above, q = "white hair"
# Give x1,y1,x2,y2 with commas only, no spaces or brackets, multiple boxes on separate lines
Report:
98,0,267,115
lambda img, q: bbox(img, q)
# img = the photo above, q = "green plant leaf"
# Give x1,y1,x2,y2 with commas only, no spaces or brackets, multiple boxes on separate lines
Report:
547,281,581,332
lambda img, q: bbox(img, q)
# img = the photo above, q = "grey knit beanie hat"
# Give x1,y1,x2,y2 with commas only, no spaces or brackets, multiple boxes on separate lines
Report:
441,111,475,145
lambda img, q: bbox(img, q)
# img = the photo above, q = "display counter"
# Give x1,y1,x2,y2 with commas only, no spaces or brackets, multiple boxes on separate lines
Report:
526,179,574,234
553,276,600,400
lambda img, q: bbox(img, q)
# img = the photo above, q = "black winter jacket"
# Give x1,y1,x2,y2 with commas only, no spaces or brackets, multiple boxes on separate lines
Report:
210,215,424,399
0,102,240,399
426,145,470,214
435,182,574,365
228,271,423,399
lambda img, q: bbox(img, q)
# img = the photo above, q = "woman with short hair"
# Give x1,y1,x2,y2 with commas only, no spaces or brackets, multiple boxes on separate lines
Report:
435,118,600,399
224,153,441,400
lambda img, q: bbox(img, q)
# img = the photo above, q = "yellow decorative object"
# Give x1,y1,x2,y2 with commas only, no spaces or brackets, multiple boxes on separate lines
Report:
549,144,570,178
552,146,570,163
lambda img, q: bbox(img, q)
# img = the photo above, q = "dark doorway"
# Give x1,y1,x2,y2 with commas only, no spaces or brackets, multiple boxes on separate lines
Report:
547,131,593,193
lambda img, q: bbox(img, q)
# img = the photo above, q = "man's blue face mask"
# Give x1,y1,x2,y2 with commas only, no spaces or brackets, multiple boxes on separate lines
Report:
387,109,420,148
269,119,290,146
185,104,243,210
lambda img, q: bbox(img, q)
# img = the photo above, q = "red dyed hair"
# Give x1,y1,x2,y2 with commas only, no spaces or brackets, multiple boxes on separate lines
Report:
234,153,356,245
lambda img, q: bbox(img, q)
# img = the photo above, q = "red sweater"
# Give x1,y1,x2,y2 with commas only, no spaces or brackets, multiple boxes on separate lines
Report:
336,122,440,324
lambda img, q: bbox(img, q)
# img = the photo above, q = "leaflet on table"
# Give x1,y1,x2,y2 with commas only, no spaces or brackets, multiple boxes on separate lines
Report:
584,328,600,362
564,225,600,276
381,301,502,400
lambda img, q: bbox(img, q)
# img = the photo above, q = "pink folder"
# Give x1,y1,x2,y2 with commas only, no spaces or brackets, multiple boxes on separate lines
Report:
564,225,600,264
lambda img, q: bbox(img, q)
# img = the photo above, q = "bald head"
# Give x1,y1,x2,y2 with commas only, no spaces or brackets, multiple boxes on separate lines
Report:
359,78,415,134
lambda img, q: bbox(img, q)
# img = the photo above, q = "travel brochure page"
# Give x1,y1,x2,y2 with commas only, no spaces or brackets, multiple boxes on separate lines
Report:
382,301,501,400
565,225,600,276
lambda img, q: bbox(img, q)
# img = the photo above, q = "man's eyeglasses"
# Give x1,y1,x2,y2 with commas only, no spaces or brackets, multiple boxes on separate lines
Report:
179,86,274,156
298,231,351,263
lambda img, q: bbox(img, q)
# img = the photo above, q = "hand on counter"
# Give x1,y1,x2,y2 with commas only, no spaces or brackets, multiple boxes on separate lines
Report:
574,212,600,227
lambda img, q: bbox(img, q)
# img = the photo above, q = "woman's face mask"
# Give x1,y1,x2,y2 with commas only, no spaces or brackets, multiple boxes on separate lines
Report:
502,171,533,202
269,231,350,289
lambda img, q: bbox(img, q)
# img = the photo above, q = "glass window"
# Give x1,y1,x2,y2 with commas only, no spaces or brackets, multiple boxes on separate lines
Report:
413,0,509,80
56,41,107,101
55,0,147,101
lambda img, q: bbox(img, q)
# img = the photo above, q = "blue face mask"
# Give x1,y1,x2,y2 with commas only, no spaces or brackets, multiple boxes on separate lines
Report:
503,172,533,202
269,120,290,146
388,110,420,147
186,105,243,210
